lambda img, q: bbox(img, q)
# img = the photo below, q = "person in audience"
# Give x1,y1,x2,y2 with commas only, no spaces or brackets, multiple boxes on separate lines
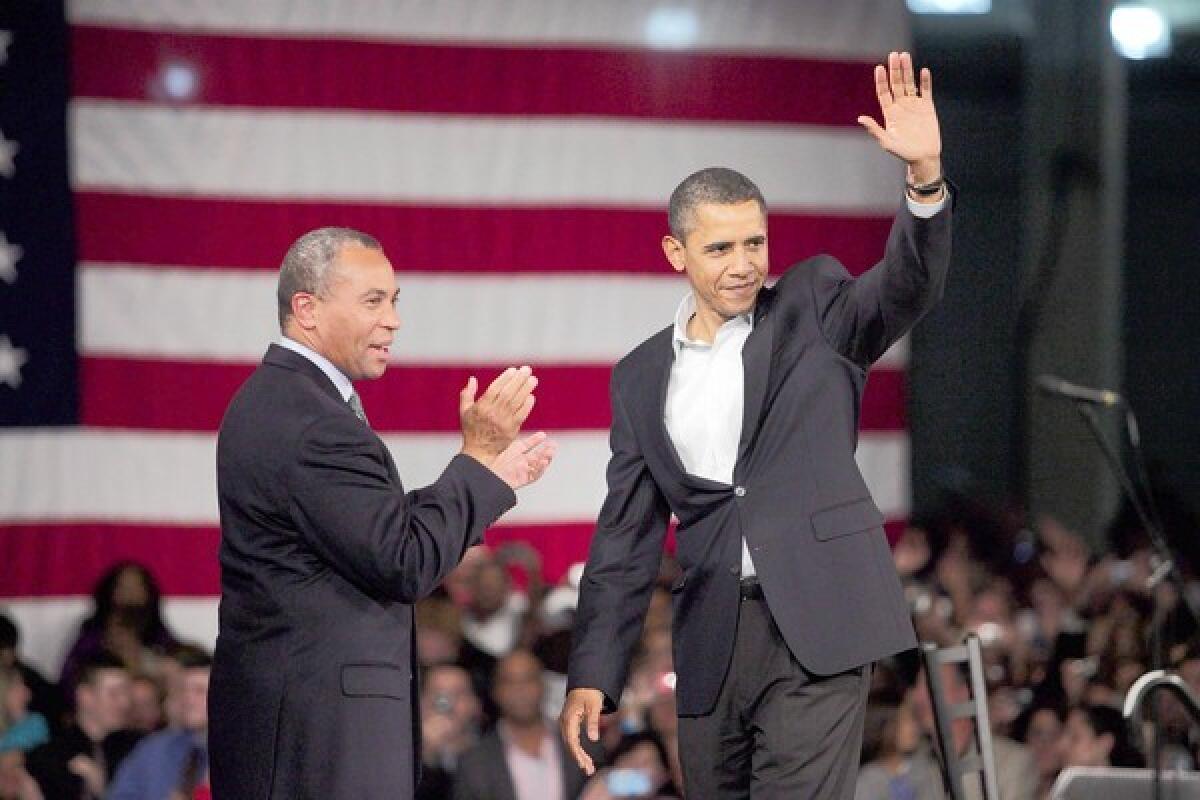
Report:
127,673,165,735
1059,703,1145,770
0,666,48,755
0,750,42,800
59,563,178,703
26,651,140,798
1011,703,1065,800
904,662,1038,800
454,650,586,800
578,731,679,800
107,647,212,799
0,616,62,734
854,699,921,800
415,665,483,800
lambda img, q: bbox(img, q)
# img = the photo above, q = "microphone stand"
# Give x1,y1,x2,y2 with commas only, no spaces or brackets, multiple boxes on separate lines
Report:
1073,401,1199,800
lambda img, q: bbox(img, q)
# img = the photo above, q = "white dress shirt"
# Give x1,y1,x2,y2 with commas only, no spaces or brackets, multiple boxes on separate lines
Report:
278,336,354,402
663,192,948,578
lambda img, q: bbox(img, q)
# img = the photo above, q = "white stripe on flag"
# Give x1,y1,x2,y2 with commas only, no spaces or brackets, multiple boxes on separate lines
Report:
70,103,902,212
0,430,911,523
66,0,907,61
78,264,910,368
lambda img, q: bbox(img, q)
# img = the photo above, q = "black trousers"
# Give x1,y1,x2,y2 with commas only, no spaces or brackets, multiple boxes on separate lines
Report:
676,583,872,799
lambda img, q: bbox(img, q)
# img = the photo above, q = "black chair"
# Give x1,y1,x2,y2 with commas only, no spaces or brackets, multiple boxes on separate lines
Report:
920,633,1000,800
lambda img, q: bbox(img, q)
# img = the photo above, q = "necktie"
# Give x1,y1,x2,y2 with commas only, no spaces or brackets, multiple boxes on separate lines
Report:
347,393,369,426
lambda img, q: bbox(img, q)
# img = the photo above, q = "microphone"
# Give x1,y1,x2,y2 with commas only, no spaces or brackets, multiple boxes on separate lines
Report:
1035,374,1123,406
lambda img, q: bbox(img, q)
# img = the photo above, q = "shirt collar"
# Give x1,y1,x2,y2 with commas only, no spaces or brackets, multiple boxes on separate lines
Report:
671,293,754,357
278,336,355,402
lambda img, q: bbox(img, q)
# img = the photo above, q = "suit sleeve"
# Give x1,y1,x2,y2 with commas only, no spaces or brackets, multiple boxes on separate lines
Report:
567,374,671,712
813,197,953,367
287,412,516,604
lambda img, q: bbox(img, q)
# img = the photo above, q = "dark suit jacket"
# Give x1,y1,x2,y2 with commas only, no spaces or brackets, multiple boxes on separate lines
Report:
453,726,586,800
209,345,516,799
568,203,953,716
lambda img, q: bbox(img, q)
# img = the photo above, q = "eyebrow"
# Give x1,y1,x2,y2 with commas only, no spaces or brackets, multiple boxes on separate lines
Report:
361,288,390,301
702,234,766,253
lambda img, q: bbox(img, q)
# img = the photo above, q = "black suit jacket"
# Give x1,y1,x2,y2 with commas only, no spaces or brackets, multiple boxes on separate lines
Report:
209,345,516,799
568,203,953,716
453,726,586,800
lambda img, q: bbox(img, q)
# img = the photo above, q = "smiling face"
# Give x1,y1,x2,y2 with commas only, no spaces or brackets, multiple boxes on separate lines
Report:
662,199,768,338
291,243,400,381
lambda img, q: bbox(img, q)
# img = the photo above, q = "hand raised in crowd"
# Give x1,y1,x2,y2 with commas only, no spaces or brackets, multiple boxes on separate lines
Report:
459,366,538,462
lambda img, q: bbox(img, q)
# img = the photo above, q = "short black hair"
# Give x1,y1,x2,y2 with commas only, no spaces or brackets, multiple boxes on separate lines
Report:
77,650,127,687
668,167,767,241
170,643,213,670
0,613,17,651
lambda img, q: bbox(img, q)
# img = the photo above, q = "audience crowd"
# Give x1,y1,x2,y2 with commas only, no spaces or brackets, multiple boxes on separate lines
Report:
2,488,1198,799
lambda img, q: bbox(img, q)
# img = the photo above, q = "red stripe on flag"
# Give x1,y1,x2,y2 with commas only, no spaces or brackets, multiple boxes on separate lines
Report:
0,519,907,597
70,26,876,127
0,523,221,597
75,193,894,276
0,522,598,596
80,358,905,432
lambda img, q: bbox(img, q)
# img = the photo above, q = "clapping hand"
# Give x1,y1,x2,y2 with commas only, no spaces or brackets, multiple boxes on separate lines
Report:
459,366,556,489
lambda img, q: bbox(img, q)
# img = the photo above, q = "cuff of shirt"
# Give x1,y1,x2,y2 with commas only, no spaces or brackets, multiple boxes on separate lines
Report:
905,187,950,219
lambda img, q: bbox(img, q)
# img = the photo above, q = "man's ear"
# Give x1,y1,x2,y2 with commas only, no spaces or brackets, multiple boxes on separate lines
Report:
291,292,319,331
662,235,687,274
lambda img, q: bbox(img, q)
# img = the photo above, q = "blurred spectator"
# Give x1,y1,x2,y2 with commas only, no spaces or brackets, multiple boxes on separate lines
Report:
1011,703,1065,800
0,615,62,734
0,750,42,800
415,665,482,800
416,596,465,668
854,700,921,800
904,663,1038,800
1059,704,1145,770
0,666,49,754
107,647,212,799
127,674,165,735
26,651,140,799
454,650,585,800
578,731,679,800
59,564,179,703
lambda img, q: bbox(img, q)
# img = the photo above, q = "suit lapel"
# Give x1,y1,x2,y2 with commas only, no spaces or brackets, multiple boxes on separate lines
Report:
737,289,776,463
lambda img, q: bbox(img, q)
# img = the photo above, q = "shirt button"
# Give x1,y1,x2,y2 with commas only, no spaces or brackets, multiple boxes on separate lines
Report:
734,486,747,497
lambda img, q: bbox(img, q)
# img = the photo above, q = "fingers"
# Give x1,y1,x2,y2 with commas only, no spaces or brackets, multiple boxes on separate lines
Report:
520,431,549,451
920,66,933,100
888,51,905,100
900,51,917,96
873,63,891,107
586,697,601,743
458,375,478,415
561,703,596,775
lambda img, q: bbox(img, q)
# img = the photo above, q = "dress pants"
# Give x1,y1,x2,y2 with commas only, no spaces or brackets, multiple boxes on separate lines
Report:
676,581,872,799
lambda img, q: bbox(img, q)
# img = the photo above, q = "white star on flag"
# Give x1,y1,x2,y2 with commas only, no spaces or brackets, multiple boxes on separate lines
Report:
0,131,17,178
0,31,10,67
0,335,28,389
0,231,22,284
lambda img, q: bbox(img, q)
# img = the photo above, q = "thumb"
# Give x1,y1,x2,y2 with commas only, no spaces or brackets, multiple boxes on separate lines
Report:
459,375,477,415
857,115,887,145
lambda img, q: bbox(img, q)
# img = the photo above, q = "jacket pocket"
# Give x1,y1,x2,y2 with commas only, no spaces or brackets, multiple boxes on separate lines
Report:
810,497,884,541
340,663,410,700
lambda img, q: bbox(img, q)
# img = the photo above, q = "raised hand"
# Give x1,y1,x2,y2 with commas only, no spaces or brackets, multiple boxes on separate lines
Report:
489,432,557,490
459,366,537,464
857,51,942,183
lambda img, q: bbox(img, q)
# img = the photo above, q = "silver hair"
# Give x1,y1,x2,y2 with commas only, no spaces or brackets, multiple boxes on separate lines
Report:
667,167,767,242
276,227,381,329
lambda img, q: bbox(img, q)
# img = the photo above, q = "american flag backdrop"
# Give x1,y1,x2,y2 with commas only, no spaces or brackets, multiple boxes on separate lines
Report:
0,0,912,678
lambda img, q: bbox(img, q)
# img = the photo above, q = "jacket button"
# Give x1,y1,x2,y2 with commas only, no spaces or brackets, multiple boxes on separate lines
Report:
734,486,746,497
730,565,740,575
